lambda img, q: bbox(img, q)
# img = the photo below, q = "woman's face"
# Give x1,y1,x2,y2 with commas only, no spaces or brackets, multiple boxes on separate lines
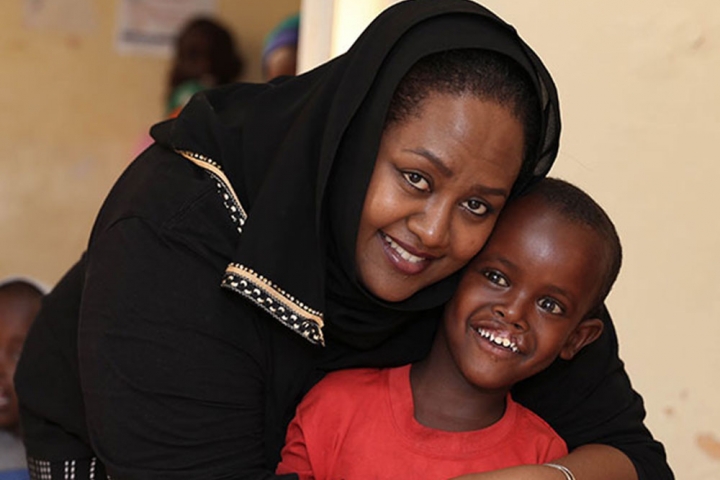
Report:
356,92,525,302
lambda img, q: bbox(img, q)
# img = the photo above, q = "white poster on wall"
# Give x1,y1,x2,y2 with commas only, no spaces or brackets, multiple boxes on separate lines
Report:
24,0,98,33
115,0,217,56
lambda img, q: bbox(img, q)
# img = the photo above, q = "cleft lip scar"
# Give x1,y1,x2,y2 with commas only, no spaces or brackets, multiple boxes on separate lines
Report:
475,327,520,353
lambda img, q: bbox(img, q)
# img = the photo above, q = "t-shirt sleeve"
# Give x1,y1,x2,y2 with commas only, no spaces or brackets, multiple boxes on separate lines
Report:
275,371,365,480
512,305,672,480
276,415,315,480
77,216,294,479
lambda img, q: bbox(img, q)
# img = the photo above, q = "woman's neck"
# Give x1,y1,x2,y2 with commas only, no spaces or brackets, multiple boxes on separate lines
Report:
409,333,509,432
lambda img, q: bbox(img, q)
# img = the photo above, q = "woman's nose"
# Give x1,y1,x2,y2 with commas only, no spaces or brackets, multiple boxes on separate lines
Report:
406,200,452,250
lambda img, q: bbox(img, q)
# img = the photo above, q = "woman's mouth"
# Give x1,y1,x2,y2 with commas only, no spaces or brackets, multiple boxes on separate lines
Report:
380,232,433,275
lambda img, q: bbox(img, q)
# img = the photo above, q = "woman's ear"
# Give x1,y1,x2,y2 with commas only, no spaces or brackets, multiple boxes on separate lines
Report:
559,318,604,360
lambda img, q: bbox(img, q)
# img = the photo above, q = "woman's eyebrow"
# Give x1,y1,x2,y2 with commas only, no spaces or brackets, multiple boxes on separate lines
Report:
404,147,453,177
469,184,510,198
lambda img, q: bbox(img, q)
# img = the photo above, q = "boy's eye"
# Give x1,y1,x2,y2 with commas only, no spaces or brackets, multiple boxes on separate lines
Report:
483,270,508,287
538,297,564,315
462,198,489,216
402,171,430,191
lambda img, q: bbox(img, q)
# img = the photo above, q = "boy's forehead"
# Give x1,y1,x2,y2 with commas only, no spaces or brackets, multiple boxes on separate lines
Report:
489,194,554,238
479,195,608,277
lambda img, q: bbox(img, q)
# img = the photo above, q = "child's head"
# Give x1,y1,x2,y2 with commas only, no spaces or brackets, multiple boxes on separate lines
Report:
168,17,244,99
441,178,622,392
0,278,44,433
262,13,300,81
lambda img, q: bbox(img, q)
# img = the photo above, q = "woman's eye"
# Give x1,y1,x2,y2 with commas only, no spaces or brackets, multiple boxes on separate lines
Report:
538,297,564,315
402,171,430,191
483,270,508,287
462,198,489,216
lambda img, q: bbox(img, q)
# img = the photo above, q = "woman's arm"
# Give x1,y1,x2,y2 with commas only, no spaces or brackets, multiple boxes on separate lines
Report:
511,306,672,480
77,216,292,479
451,445,637,480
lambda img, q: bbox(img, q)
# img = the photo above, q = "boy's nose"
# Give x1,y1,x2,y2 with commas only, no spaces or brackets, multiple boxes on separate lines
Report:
493,300,529,332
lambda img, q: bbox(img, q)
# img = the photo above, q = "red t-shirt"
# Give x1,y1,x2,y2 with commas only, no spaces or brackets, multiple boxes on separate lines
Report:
277,365,567,480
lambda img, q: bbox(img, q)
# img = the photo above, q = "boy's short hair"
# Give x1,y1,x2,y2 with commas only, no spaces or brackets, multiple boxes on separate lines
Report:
519,178,623,318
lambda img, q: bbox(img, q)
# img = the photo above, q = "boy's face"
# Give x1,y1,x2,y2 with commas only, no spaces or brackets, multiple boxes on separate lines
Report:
442,195,607,393
0,294,38,431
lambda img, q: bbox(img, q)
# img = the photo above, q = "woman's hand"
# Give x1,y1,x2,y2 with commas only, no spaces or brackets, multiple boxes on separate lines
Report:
450,445,638,480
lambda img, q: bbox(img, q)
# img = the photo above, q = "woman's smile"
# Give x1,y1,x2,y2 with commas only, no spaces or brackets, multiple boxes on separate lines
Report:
379,231,437,275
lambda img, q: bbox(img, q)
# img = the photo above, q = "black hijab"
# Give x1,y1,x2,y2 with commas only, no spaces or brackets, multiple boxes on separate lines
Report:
154,0,561,350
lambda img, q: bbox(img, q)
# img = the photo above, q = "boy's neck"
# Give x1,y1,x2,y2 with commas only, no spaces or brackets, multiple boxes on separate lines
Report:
409,333,510,432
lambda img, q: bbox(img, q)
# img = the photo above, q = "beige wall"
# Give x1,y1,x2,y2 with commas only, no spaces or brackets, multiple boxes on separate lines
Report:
475,2,720,478
0,0,300,285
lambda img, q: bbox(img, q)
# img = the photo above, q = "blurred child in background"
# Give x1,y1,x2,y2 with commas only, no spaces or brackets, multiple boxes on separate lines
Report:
134,17,244,156
262,13,299,81
1,278,45,479
166,17,245,118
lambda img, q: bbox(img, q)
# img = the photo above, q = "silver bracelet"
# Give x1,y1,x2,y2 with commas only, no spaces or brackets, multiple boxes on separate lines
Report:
543,463,576,480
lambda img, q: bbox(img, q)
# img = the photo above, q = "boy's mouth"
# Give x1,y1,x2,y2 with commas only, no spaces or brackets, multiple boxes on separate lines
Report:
476,327,520,353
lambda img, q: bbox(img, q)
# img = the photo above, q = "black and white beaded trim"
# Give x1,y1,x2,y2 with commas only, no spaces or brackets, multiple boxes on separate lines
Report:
27,457,110,480
223,263,325,346
176,150,247,234
28,458,52,480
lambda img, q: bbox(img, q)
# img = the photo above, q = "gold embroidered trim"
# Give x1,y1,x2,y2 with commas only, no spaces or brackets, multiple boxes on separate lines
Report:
225,264,324,325
224,264,325,346
176,149,247,231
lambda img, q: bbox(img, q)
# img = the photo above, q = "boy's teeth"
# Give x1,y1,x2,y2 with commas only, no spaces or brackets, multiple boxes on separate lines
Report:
477,328,519,353
383,234,423,263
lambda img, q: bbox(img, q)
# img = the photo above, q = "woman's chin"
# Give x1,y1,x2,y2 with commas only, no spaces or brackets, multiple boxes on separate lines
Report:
363,279,420,303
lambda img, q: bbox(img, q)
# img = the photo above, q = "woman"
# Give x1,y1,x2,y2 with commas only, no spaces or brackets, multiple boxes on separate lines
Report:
15,1,671,479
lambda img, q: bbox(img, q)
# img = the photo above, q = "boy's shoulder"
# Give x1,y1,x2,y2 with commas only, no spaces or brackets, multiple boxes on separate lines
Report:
292,367,401,435
298,367,395,413
312,367,388,394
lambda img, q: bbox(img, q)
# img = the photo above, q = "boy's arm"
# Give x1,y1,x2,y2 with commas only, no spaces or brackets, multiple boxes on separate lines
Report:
450,444,637,480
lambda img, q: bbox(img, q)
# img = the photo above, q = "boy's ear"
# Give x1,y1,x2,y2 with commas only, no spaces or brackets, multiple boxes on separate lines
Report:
559,318,604,360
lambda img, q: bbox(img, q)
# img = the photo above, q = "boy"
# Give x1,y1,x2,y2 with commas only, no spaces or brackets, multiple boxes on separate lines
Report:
276,178,622,480
1,278,44,477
